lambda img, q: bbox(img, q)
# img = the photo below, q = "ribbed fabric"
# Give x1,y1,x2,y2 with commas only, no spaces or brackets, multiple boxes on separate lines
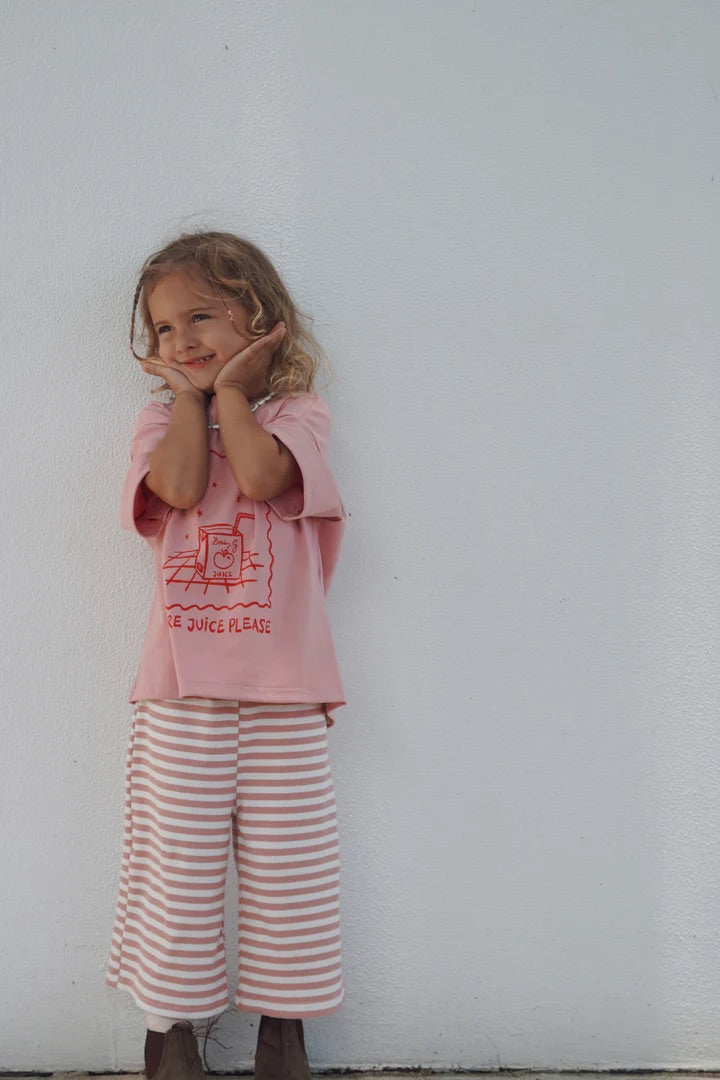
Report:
106,699,344,1019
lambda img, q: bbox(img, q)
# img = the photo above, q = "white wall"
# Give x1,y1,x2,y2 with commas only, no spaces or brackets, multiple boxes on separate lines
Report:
2,0,720,1072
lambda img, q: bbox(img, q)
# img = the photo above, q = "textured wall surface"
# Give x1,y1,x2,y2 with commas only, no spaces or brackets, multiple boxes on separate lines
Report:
2,0,720,1072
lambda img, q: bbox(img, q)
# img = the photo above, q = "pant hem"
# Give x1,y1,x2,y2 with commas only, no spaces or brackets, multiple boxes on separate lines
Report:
107,977,231,1021
234,990,345,1019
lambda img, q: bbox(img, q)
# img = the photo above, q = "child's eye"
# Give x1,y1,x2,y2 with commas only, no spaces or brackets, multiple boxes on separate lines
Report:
156,324,171,335
191,313,211,323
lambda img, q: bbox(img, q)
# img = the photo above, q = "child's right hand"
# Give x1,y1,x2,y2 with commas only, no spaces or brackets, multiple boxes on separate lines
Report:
138,358,207,400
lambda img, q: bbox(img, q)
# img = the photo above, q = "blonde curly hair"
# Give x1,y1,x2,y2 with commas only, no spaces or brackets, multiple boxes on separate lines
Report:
131,231,325,396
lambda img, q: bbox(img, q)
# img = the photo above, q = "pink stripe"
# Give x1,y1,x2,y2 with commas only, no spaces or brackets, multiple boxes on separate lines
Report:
110,920,222,946
239,953,342,971
138,718,238,740
114,970,229,1004
113,949,226,975
130,787,235,811
239,708,324,722
237,864,336,881
139,700,237,717
239,936,341,956
233,797,336,815
129,747,234,764
239,751,325,760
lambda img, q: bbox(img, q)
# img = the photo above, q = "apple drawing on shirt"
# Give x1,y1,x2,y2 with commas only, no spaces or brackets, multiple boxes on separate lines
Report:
214,546,234,571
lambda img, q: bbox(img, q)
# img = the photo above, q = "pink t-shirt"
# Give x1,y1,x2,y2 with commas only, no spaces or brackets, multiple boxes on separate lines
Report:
122,392,346,720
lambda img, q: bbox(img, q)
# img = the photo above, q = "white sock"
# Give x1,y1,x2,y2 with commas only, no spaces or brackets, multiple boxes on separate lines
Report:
145,1013,181,1033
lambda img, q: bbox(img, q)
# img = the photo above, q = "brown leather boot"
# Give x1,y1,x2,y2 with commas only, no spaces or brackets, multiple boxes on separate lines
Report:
150,1021,206,1080
254,1015,312,1080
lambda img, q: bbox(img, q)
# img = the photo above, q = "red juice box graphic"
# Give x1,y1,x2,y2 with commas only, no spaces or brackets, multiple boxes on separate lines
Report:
195,513,252,583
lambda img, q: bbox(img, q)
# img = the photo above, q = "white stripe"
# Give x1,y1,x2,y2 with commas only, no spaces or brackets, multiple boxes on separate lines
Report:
135,735,240,754
237,766,331,782
240,913,340,933
114,938,225,971
129,864,227,888
238,860,340,880
113,928,218,960
237,719,325,734
137,713,239,735
130,793,233,818
238,985,343,1003
130,878,225,903
137,717,239,738
126,986,230,1011
112,931,222,966
238,705,324,718
124,883,224,911
240,818,338,836
238,757,330,772
119,912,221,942
240,967,341,986
129,825,230,847
242,941,340,960
138,701,238,720
131,778,234,801
237,838,339,855
239,788,335,806
128,821,229,844
238,726,325,740
130,850,229,873
128,981,229,1008
239,749,328,765
237,996,344,1014
237,812,336,825
132,744,238,766
126,965,228,995
119,916,221,947
130,809,231,830
132,771,237,794
241,883,340,904
240,873,339,893
241,895,340,916
240,732,326,744
239,927,340,947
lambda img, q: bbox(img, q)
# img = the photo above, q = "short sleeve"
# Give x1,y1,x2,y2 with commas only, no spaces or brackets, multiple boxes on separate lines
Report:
120,401,172,538
265,396,345,522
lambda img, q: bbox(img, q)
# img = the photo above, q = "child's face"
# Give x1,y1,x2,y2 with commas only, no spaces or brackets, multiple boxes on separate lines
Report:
147,270,255,395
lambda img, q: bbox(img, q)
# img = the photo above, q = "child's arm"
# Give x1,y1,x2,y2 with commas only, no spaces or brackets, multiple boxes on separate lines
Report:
214,324,301,501
138,360,210,509
215,387,301,501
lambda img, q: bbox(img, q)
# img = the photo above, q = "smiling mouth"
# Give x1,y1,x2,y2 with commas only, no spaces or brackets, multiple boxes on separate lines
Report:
184,354,214,368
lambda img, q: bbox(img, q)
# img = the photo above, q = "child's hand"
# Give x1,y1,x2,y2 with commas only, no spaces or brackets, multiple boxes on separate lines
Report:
214,322,287,399
138,358,207,400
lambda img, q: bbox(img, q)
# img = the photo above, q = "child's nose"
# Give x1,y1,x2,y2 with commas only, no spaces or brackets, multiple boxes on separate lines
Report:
175,327,197,353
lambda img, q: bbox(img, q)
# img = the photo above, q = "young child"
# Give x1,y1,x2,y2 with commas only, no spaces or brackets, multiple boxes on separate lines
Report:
105,232,346,1080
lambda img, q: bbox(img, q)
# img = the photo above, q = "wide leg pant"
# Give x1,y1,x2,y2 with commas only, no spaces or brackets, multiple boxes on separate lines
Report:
105,699,344,1019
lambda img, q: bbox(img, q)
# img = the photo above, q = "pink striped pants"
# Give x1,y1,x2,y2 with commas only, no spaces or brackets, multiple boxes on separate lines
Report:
105,699,344,1019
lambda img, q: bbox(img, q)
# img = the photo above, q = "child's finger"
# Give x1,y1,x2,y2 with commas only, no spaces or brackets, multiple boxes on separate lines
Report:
254,322,286,347
256,323,285,346
139,359,167,375
234,329,285,365
259,322,286,351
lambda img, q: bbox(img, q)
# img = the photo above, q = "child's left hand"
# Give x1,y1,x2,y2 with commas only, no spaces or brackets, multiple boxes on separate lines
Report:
214,322,287,399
